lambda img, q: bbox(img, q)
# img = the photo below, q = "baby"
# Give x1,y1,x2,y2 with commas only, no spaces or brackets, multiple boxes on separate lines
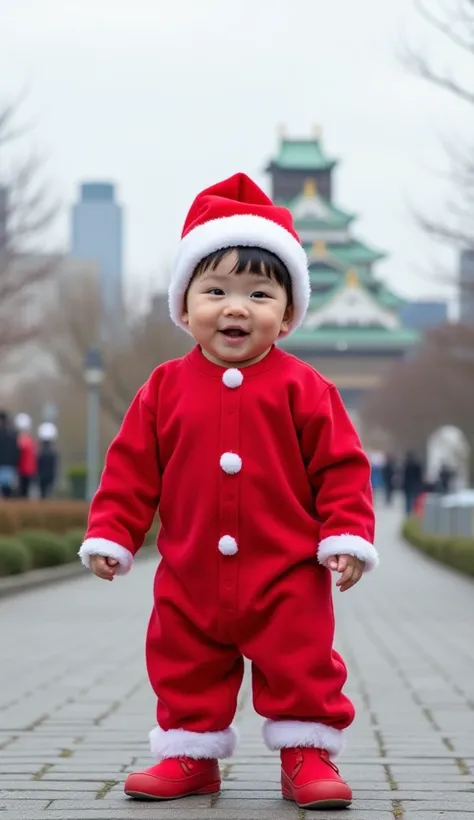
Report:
79,172,377,810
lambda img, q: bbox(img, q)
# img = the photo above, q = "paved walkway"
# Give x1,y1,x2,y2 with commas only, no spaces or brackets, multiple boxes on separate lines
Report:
1,501,474,819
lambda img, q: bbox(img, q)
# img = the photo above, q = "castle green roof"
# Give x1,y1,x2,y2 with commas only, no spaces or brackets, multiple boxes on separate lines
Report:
269,138,337,171
280,326,419,351
304,240,385,265
328,240,385,265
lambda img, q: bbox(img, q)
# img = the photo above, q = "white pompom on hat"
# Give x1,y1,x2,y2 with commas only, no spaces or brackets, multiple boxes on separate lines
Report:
168,172,310,335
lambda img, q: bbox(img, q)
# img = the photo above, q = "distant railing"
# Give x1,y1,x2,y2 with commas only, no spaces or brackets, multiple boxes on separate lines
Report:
422,491,474,538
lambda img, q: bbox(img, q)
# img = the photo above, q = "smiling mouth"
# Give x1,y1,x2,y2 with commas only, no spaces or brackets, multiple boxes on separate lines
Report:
220,328,249,338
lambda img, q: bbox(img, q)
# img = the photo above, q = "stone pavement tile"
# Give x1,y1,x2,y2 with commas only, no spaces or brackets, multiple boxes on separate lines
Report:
105,789,211,806
0,757,61,765
391,764,463,776
41,772,126,781
220,781,286,791
43,769,128,778
3,790,105,800
51,796,214,810
228,768,280,777
403,814,474,819
1,779,100,790
216,789,282,799
351,782,403,790
0,798,51,811
0,812,301,820
383,790,474,800
214,796,393,811
400,799,474,810
395,782,474,791
0,764,43,773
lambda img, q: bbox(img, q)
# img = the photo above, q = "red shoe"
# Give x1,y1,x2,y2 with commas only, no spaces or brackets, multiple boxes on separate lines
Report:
124,756,220,800
281,747,352,810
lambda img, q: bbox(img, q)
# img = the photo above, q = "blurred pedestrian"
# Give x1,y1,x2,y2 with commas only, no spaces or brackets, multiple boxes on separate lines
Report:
15,413,37,498
381,454,397,506
369,450,384,498
37,422,59,499
0,410,20,498
402,451,423,516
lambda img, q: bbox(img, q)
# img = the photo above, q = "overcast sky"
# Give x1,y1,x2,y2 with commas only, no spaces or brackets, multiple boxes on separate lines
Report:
1,0,470,306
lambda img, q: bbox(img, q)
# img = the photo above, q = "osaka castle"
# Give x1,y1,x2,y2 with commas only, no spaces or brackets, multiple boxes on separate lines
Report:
266,128,419,419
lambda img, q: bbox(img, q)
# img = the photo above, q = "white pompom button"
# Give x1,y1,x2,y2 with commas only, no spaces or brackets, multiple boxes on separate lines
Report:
218,535,238,555
220,452,242,474
222,368,243,388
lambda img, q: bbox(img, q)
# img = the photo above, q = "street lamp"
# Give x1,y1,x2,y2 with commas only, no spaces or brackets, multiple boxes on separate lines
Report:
84,347,104,501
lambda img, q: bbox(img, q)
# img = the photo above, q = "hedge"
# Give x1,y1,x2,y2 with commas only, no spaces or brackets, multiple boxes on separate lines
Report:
0,520,160,578
20,530,72,569
0,500,90,535
402,515,474,578
0,537,32,575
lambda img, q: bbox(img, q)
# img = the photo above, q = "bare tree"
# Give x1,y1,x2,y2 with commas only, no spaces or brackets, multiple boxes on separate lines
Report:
45,273,191,427
401,0,474,250
361,322,474,473
0,99,57,362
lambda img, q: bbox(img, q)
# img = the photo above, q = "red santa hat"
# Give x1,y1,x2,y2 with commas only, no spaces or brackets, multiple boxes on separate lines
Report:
168,173,310,334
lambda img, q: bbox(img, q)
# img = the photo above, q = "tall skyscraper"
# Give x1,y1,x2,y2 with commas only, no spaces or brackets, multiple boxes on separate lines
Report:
71,182,124,327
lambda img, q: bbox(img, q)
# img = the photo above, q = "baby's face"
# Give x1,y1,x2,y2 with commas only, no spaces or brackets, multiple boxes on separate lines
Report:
182,250,292,368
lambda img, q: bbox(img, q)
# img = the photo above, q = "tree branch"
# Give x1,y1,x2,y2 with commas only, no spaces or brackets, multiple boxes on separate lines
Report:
413,0,474,55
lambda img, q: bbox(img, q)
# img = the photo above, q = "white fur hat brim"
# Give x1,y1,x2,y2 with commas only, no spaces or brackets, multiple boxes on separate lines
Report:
168,214,310,335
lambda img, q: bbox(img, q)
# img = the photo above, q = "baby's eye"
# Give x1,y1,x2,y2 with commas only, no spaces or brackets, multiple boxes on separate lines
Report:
251,291,270,299
207,288,225,296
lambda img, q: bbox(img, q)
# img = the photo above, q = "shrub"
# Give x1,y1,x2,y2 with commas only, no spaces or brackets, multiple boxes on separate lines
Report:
20,530,71,569
402,516,474,578
0,500,89,535
65,529,85,560
0,537,32,576
66,463,88,479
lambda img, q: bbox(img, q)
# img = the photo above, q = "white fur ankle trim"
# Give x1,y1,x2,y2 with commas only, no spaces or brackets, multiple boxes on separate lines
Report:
78,538,133,575
149,725,238,760
318,534,379,572
262,720,345,758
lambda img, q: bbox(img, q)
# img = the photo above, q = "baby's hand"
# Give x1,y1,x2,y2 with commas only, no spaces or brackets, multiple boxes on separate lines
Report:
326,554,364,592
89,555,119,581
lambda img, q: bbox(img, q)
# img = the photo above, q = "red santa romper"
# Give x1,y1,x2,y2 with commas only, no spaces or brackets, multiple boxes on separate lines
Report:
79,343,377,761
79,172,378,770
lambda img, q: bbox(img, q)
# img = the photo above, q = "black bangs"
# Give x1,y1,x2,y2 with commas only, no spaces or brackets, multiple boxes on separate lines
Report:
193,246,293,306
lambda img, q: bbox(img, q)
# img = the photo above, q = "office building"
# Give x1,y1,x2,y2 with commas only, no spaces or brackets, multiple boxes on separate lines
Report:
71,181,124,329
399,300,448,331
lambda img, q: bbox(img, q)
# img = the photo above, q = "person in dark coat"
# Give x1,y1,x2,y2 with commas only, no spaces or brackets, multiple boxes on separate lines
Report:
402,451,423,516
381,454,397,506
0,411,20,498
37,423,59,499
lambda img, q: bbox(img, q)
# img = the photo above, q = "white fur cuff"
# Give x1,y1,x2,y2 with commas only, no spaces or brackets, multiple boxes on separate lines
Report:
78,538,134,575
317,534,379,572
262,719,345,758
150,725,238,760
